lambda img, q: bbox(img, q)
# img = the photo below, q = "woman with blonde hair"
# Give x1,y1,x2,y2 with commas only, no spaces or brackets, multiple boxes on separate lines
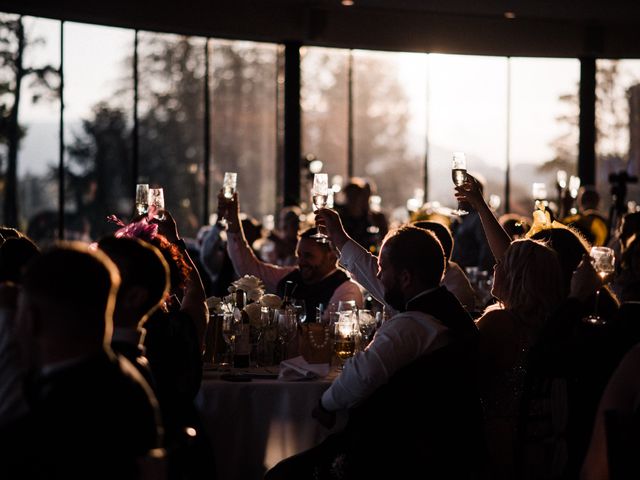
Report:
477,238,565,479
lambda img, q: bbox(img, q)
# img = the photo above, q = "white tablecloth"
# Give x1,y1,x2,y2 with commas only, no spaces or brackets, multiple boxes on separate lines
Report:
195,368,341,480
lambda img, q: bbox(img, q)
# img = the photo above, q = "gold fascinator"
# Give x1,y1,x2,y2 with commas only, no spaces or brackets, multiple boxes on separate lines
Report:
525,205,568,238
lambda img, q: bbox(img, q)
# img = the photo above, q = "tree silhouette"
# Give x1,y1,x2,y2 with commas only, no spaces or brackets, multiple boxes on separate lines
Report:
0,14,58,227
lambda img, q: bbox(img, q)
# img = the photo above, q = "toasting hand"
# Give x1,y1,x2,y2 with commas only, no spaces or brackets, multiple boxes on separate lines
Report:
314,208,350,251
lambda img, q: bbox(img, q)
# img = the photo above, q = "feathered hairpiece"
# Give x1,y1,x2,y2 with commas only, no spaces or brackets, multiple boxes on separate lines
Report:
107,214,158,243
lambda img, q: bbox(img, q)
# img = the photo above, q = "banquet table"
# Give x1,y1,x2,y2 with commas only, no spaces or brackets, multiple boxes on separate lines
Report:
195,366,342,480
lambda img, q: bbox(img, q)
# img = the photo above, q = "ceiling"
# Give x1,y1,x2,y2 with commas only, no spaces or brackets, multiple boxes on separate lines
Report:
2,0,640,58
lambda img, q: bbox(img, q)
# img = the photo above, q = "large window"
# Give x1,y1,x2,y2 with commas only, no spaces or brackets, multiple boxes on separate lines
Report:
301,47,349,209
138,32,206,238
353,50,426,217
428,54,508,215
210,40,278,226
596,59,640,218
510,58,580,215
64,22,134,240
17,16,60,243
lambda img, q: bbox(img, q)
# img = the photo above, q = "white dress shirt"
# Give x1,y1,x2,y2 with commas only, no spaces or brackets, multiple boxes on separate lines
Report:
321,240,450,411
443,261,478,312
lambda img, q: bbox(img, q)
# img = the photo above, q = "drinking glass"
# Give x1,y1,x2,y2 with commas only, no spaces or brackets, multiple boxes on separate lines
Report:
337,300,356,312
582,246,616,326
135,183,149,216
276,309,298,361
333,318,358,369
293,300,307,323
451,152,469,215
222,172,237,199
311,173,329,242
357,309,377,348
220,311,236,369
148,187,165,221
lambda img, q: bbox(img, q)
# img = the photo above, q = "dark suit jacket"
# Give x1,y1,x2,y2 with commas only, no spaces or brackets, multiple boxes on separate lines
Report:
7,350,162,479
343,287,485,479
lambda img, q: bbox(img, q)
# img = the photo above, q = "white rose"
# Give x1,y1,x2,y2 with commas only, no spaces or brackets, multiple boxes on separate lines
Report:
260,294,282,310
246,288,264,303
244,302,263,326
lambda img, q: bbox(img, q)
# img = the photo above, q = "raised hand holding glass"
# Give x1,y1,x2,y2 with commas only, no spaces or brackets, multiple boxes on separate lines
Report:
582,246,615,325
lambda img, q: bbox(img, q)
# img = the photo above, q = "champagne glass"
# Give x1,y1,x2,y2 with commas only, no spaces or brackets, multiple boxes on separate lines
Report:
311,173,329,243
582,246,616,326
148,187,165,221
135,183,149,216
451,152,469,216
222,172,238,199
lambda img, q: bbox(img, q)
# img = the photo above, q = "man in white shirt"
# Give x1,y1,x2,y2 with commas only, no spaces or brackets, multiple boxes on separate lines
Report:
266,209,485,480
215,192,363,320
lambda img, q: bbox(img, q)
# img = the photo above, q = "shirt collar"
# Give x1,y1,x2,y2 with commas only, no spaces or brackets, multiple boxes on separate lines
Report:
404,286,439,311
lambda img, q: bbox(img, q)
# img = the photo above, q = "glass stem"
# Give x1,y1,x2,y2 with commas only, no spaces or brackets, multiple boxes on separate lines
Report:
594,288,601,317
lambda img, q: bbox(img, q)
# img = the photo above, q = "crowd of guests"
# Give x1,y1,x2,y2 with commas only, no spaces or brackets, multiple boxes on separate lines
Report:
0,172,639,479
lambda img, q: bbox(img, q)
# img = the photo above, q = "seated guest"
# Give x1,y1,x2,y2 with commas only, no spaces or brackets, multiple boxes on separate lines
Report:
455,175,620,479
582,342,640,480
6,243,162,477
266,211,484,479
0,234,40,427
200,216,264,297
215,192,363,320
111,213,207,449
499,213,531,240
413,220,478,312
335,177,388,253
562,186,609,246
98,236,170,386
266,206,302,266
476,239,565,479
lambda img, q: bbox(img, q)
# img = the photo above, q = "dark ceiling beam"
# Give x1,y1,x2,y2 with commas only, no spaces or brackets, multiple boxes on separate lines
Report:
2,0,640,58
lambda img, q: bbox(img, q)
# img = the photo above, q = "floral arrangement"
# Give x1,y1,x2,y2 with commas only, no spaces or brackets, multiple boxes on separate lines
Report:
229,274,265,302
205,275,283,327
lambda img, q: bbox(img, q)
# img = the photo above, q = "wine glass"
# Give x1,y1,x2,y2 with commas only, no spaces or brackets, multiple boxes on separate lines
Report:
451,152,469,216
333,317,358,370
311,173,329,243
337,300,356,312
293,300,307,323
135,183,149,216
222,172,237,199
220,311,236,369
148,187,165,221
357,309,376,348
276,309,298,361
582,246,616,326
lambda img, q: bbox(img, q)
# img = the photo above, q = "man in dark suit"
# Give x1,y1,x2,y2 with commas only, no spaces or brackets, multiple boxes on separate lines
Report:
267,212,485,479
5,243,162,479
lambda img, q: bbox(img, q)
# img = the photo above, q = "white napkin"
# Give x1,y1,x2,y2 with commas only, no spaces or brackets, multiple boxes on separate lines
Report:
278,356,330,381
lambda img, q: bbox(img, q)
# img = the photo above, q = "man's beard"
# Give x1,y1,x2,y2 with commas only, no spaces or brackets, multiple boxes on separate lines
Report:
383,281,405,311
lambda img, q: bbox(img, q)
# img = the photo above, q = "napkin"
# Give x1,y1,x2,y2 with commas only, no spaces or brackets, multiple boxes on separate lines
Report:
278,356,330,381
